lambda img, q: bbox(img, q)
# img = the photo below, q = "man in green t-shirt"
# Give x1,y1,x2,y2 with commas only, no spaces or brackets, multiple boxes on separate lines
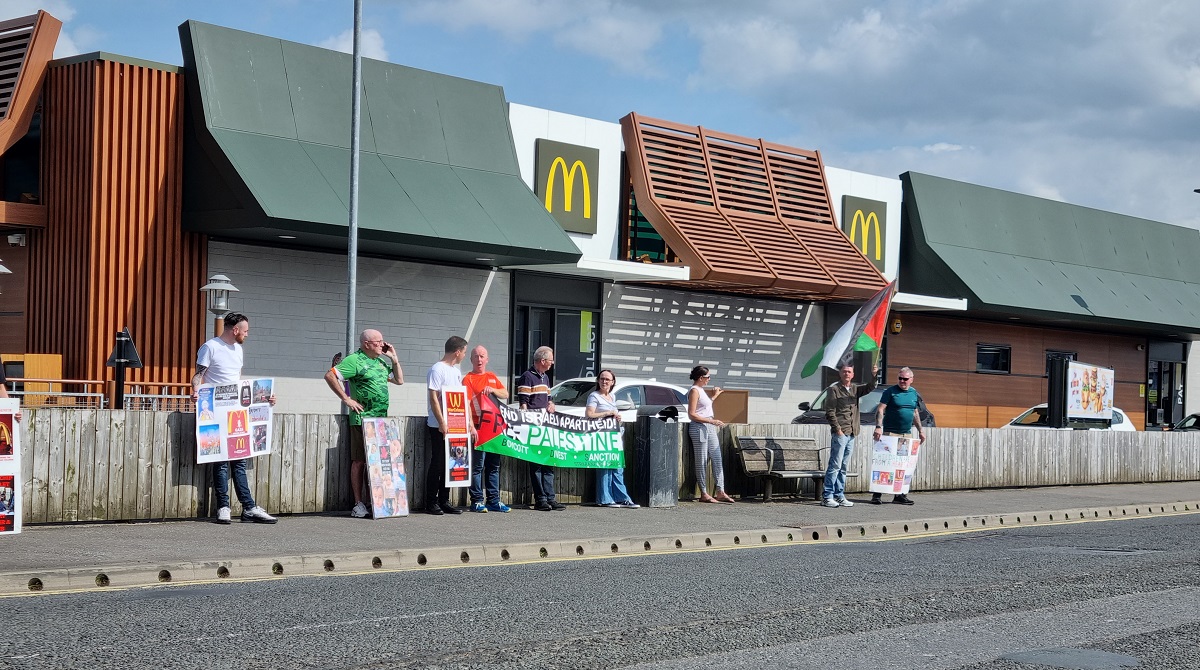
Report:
871,366,926,506
325,329,404,518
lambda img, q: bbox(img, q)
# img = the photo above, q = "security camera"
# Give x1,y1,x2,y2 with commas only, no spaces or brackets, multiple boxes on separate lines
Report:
6,234,24,247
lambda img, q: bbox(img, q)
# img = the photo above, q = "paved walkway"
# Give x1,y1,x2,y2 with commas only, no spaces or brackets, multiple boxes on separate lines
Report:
3,482,1197,579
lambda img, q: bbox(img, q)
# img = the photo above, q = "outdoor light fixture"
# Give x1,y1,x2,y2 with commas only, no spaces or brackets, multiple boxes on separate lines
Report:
200,274,239,335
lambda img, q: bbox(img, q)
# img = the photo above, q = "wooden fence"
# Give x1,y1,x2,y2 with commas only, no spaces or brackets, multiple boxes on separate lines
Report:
16,409,1200,523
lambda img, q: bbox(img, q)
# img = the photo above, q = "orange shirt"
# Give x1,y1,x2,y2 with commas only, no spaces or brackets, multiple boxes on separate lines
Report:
463,371,505,426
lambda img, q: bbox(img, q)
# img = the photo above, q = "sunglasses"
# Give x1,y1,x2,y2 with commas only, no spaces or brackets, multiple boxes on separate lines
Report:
898,376,912,381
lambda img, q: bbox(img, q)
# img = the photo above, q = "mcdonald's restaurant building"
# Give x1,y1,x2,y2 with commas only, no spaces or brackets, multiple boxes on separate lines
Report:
1,10,1197,428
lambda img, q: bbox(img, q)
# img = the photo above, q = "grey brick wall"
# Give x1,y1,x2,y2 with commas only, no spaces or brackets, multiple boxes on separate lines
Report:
600,284,827,424
208,242,510,416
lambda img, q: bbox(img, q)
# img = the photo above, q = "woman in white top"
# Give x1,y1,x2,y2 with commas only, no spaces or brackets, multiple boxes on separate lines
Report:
586,370,639,508
687,365,734,503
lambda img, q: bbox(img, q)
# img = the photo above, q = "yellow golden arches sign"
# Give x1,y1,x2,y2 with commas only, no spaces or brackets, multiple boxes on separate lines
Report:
850,210,882,260
534,138,600,235
544,157,591,220
841,195,887,271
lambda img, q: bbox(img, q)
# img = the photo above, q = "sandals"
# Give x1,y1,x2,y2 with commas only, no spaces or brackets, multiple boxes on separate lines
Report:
714,491,736,504
698,494,718,503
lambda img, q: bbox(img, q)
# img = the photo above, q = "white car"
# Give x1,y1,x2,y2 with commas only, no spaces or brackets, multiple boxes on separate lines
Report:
549,377,691,422
1004,404,1136,431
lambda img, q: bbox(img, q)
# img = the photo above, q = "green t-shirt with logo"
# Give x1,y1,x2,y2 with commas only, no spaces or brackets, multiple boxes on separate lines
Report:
336,349,392,426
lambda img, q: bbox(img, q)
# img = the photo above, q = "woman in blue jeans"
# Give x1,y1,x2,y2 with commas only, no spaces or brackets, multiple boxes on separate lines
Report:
586,370,639,508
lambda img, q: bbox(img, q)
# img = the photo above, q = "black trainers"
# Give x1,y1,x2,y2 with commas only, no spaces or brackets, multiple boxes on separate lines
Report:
550,500,567,511
870,493,883,505
892,494,915,505
438,501,464,515
535,500,554,511
425,505,444,515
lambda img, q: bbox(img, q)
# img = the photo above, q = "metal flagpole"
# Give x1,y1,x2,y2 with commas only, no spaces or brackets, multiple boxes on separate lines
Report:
346,0,363,357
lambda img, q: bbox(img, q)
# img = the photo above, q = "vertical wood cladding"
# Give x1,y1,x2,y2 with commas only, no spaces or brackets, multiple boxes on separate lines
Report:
887,314,1147,429
32,58,206,385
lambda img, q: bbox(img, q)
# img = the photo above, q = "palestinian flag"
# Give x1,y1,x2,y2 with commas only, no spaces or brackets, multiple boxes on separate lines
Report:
801,281,897,378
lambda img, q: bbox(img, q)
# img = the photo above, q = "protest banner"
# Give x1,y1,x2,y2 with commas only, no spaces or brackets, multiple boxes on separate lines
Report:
362,417,409,518
474,393,622,468
869,434,921,495
442,386,471,487
195,378,274,464
0,399,20,534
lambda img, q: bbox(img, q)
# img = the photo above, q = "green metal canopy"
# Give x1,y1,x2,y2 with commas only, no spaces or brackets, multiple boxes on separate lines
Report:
900,171,1200,336
178,21,580,267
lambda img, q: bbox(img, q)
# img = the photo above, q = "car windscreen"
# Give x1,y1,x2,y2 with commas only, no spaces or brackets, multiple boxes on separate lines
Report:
550,381,596,407
1012,407,1049,426
858,390,883,413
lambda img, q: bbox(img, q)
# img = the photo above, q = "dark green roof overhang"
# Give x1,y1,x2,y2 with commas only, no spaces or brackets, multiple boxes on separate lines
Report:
900,171,1200,337
178,21,580,267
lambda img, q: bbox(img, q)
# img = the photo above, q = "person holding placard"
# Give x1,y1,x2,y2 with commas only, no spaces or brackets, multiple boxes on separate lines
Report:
871,367,926,505
192,312,276,524
426,336,473,516
325,329,404,519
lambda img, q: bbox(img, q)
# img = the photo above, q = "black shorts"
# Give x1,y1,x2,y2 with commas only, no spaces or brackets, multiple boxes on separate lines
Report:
349,427,366,462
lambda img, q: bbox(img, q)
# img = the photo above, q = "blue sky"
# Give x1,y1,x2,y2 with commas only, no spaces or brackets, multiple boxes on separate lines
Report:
12,0,1200,228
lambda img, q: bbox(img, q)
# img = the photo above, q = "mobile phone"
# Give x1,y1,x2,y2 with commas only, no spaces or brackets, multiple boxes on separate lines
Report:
382,343,391,353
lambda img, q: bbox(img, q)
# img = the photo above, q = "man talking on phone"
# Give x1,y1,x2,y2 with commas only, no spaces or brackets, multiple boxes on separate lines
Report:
325,328,404,518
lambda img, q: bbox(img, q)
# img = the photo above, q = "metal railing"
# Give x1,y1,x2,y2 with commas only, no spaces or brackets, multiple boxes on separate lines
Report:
6,379,195,411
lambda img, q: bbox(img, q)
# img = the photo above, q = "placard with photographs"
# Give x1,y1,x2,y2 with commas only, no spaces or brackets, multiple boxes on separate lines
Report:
869,434,921,496
442,386,471,487
195,378,274,464
363,417,409,518
0,399,21,534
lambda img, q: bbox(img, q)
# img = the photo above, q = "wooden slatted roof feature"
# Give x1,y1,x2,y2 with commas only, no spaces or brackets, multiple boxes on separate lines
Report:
0,11,60,155
621,112,885,300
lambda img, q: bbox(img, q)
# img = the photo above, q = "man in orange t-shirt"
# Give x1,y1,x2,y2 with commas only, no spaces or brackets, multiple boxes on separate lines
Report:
463,345,510,513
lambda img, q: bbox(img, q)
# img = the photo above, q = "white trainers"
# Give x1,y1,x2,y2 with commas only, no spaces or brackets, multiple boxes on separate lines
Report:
216,506,232,524
822,498,840,508
241,506,277,524
837,498,855,508
350,502,370,518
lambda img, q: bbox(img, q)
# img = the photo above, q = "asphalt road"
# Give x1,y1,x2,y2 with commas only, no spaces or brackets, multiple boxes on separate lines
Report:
4,513,1199,669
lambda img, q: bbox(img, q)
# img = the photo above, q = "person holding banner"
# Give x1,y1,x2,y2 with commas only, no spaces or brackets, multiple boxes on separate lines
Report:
426,336,474,516
464,345,511,513
587,370,639,509
822,363,877,508
325,329,405,519
519,346,565,511
687,366,735,504
192,312,277,524
871,367,926,505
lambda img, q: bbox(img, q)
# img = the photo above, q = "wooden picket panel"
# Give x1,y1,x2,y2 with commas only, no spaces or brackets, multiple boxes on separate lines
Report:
15,408,1200,524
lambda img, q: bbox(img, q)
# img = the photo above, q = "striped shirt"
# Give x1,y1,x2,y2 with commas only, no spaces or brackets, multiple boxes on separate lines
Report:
517,368,550,410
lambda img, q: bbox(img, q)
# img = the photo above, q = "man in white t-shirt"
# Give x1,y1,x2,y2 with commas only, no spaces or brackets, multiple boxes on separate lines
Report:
425,336,475,515
191,312,277,525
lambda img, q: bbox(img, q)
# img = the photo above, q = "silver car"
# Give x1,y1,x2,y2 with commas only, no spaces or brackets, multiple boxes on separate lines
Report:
549,377,691,422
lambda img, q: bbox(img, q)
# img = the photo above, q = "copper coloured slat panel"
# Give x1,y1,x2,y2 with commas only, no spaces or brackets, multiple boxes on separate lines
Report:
35,57,204,385
0,11,60,152
702,132,776,217
723,213,835,292
657,203,774,285
764,146,836,226
788,221,884,295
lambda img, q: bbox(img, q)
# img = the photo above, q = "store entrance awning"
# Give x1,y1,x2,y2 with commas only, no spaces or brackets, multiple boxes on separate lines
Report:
178,21,580,267
620,113,885,301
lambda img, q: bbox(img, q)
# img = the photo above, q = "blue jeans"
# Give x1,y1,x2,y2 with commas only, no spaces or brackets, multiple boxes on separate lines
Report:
823,434,854,499
529,463,556,503
214,459,256,509
595,468,632,505
469,450,501,505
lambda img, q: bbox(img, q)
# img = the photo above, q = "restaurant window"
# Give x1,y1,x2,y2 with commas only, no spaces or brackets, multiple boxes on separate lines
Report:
976,344,1011,374
619,156,679,264
1045,350,1077,377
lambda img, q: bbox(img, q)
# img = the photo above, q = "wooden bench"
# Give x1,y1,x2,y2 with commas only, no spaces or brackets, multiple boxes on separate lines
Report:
733,435,858,501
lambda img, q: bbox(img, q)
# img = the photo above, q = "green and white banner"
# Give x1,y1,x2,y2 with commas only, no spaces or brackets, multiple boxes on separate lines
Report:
474,394,623,468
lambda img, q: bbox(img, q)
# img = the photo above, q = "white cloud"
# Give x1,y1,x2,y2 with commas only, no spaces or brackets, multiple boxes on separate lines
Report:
318,28,389,61
922,143,963,154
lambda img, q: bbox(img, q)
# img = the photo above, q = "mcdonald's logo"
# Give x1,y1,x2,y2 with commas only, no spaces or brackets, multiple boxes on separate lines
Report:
535,138,600,235
842,195,887,271
850,210,881,260
446,391,465,411
545,157,591,219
